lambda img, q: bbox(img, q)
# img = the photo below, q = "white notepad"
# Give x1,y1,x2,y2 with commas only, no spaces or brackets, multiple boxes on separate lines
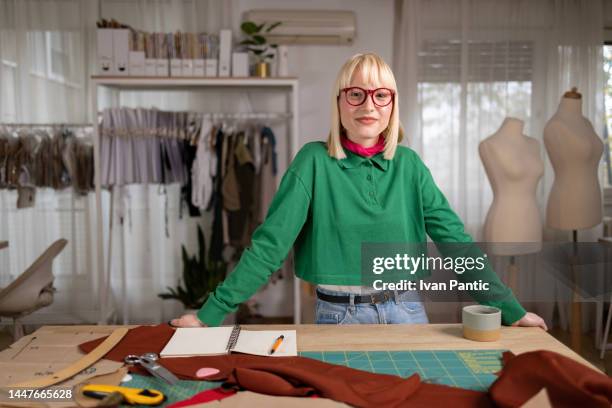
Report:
160,326,297,358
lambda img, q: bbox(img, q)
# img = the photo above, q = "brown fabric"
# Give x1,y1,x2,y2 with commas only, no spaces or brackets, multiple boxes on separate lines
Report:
489,350,612,408
79,325,491,408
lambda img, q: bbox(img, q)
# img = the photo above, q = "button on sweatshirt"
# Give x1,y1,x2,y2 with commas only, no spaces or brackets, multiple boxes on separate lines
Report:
197,141,526,326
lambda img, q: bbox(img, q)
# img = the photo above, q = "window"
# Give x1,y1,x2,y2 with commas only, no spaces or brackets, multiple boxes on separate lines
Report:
417,39,533,221
27,30,81,87
1,30,17,122
603,45,612,186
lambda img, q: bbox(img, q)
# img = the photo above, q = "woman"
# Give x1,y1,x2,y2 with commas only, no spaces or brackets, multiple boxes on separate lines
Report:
172,53,546,330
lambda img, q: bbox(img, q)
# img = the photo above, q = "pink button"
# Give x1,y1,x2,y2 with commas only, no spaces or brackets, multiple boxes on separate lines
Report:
196,367,221,378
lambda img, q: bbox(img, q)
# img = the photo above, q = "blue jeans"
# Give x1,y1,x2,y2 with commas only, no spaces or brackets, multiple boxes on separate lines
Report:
315,287,429,324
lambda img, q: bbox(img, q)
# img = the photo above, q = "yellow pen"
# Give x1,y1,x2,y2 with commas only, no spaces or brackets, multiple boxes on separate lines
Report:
81,384,165,406
269,335,285,355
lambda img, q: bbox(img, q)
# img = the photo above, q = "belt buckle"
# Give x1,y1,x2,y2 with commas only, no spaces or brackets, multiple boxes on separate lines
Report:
370,292,390,304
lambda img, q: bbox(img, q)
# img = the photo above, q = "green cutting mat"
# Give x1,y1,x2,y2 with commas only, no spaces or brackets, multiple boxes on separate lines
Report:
121,374,221,406
121,349,504,407
300,349,504,391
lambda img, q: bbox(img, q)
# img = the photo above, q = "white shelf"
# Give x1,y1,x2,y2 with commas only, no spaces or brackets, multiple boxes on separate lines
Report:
92,76,298,89
90,74,301,325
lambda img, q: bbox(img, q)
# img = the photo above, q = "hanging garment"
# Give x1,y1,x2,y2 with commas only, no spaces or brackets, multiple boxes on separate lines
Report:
260,127,277,176
247,125,262,175
71,138,94,194
191,118,215,211
0,127,93,196
227,132,257,249
0,133,8,188
253,130,277,225
6,136,25,187
100,109,114,187
181,138,200,217
222,133,241,212
209,128,225,262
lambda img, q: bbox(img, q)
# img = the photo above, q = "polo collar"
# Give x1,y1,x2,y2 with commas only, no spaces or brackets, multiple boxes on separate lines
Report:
337,147,389,171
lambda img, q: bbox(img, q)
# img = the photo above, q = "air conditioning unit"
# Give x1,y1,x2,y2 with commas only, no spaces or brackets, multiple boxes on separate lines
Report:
244,10,356,45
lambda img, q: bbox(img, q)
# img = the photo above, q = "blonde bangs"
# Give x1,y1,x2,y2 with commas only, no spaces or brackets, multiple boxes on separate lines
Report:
328,53,403,161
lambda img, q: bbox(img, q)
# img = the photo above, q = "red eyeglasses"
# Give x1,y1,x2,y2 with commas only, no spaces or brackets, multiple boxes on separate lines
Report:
339,87,395,107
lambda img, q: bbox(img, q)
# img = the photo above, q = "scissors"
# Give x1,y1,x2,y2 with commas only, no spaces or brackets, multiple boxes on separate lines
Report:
81,384,165,406
124,352,179,385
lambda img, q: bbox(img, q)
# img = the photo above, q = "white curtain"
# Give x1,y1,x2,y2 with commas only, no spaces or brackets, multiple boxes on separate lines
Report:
0,0,235,325
394,0,604,326
0,0,100,324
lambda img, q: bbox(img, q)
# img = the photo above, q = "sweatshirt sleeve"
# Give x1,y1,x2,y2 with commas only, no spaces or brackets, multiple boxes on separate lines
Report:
417,158,526,325
197,169,311,326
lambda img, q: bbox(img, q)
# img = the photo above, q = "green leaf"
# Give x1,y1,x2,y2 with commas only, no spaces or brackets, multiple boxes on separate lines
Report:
265,22,282,33
252,49,264,55
270,44,278,49
256,23,265,32
160,224,227,309
239,40,258,46
253,35,266,45
241,21,258,35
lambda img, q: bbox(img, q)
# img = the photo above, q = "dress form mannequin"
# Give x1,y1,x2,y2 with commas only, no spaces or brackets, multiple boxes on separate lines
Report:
544,88,603,230
479,117,544,255
544,87,604,354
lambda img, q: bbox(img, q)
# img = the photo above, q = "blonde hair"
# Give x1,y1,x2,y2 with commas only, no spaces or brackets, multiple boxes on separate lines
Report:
328,53,404,160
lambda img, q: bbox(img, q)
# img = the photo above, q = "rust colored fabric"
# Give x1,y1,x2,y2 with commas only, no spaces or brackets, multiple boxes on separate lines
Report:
80,325,612,407
79,325,491,408
489,350,612,408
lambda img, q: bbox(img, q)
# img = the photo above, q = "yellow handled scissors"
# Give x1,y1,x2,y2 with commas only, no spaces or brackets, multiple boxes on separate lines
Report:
81,384,165,406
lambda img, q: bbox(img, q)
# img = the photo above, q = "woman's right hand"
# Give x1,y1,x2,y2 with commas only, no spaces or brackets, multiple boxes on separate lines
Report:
170,314,207,328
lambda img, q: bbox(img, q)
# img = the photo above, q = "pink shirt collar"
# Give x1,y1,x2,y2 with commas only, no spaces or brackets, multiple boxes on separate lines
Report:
341,135,385,157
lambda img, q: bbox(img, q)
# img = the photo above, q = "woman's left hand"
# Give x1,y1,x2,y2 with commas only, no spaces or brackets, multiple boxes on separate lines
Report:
512,312,548,330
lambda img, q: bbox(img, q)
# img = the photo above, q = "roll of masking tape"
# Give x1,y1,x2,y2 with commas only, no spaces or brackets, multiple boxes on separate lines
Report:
462,305,501,342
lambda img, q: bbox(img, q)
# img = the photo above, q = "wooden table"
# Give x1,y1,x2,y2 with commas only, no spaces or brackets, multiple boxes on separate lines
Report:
18,323,596,371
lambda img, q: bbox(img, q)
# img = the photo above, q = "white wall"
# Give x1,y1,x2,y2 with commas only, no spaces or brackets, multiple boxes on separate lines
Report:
234,0,395,147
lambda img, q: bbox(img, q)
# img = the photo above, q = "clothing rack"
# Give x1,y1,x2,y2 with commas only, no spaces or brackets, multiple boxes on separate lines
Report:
99,111,292,119
0,114,290,129
199,112,292,119
0,123,94,128
92,76,300,325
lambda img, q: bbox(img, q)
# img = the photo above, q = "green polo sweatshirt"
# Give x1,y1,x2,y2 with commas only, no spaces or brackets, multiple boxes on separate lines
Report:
197,141,526,326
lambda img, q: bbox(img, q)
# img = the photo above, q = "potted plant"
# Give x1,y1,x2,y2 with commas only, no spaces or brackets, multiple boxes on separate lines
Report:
158,226,227,311
240,20,281,78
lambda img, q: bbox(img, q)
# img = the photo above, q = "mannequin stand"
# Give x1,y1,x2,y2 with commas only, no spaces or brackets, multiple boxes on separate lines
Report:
570,229,581,354
506,256,519,295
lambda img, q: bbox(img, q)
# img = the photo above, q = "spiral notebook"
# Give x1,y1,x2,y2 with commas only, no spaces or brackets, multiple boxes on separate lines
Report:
160,326,297,358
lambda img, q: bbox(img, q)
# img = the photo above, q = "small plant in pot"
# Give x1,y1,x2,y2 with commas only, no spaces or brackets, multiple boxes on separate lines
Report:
240,20,281,78
159,226,227,312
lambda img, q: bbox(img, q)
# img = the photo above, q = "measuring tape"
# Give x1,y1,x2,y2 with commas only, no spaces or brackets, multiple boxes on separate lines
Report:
8,328,129,388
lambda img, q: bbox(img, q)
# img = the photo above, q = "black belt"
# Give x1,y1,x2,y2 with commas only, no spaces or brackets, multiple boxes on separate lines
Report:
316,289,405,305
